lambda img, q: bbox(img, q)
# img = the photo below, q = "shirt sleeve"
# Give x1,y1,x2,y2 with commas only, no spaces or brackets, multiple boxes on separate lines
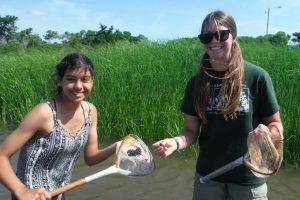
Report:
180,76,198,116
257,69,280,117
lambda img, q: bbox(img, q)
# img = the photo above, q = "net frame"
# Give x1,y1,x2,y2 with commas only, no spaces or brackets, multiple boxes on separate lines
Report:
244,124,283,176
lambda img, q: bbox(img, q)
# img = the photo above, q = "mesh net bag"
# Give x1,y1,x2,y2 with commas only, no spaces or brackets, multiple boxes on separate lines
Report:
116,134,155,176
244,124,283,177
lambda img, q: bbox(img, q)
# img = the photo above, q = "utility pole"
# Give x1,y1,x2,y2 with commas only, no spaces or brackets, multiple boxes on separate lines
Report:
266,6,282,35
266,8,270,35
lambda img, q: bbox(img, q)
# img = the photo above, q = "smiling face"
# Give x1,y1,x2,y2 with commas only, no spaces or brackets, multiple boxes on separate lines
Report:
59,67,94,103
202,23,236,66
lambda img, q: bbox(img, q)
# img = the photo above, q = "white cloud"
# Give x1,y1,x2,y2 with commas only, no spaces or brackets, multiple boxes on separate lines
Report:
31,10,45,16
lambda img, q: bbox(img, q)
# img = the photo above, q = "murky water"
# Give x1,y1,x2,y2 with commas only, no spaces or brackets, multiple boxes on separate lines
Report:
0,127,300,200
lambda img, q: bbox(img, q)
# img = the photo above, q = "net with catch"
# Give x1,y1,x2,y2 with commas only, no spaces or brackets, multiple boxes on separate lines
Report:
116,134,155,176
199,124,283,183
244,124,283,177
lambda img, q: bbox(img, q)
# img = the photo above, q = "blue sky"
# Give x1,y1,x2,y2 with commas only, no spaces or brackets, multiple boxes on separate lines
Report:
0,0,299,41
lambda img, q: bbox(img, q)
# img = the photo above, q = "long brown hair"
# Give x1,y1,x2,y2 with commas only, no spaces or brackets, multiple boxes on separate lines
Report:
194,10,244,123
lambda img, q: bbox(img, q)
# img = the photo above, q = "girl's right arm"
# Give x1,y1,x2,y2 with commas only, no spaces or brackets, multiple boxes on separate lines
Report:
0,103,52,200
84,104,119,166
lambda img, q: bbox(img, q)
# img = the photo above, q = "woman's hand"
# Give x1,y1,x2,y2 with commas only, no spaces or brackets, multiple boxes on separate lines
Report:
152,138,177,158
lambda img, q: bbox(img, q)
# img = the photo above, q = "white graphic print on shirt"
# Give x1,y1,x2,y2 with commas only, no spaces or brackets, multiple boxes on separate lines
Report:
206,83,249,115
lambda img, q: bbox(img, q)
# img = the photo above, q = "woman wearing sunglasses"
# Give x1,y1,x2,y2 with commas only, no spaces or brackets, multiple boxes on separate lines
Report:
153,10,283,200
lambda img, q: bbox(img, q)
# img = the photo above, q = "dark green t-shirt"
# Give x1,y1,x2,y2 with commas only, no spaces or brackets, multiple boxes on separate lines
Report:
180,61,279,186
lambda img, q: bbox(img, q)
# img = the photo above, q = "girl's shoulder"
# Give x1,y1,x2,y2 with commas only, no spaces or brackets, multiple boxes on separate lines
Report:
82,101,97,118
81,101,97,124
82,100,96,111
31,100,53,116
20,101,54,134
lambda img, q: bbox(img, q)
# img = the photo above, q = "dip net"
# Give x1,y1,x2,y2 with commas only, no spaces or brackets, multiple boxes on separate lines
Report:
200,124,283,183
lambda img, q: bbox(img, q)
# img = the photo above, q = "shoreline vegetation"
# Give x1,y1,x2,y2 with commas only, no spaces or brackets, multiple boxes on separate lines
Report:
0,38,299,167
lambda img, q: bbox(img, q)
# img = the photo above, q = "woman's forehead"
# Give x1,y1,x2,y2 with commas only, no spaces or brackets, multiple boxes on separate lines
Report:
204,23,228,32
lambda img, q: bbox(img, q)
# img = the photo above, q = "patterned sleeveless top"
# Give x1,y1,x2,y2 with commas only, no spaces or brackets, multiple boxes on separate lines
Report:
16,100,91,191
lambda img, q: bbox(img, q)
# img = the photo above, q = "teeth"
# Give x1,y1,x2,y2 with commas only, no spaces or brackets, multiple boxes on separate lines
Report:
72,92,83,97
210,46,222,50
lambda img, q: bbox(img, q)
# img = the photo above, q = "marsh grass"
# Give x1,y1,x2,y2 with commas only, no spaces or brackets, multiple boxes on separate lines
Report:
0,39,299,166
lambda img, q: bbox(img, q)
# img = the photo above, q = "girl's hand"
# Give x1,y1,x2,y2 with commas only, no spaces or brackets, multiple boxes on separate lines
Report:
16,187,51,200
152,138,177,158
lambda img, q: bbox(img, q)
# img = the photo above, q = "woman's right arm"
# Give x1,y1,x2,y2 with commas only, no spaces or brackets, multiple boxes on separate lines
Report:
152,114,201,158
0,103,52,200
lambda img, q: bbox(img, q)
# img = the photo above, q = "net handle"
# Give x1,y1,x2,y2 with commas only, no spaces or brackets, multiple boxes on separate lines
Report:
50,135,138,198
199,150,279,184
199,156,244,183
50,164,132,197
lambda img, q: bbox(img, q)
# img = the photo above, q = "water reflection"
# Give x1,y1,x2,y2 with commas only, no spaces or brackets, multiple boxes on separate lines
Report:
0,132,299,200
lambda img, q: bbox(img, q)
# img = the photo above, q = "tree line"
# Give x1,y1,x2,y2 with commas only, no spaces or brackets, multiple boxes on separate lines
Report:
0,15,147,49
1,14,300,51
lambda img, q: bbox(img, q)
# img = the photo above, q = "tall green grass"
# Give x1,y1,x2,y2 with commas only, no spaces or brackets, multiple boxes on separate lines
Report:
242,43,300,167
0,40,299,166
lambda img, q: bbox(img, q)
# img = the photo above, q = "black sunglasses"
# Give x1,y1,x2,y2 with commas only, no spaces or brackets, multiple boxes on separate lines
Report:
198,30,231,44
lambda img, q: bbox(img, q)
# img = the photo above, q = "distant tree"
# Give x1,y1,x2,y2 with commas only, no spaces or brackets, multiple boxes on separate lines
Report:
95,24,115,44
291,32,300,45
27,34,44,47
43,30,59,43
238,36,256,44
83,30,97,45
15,28,33,47
14,28,44,47
254,35,272,44
269,31,290,46
0,15,18,44
62,31,74,43
136,34,148,41
123,31,132,40
114,29,125,40
62,30,86,45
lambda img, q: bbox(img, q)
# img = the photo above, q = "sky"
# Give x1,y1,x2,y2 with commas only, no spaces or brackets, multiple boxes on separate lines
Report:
0,0,299,41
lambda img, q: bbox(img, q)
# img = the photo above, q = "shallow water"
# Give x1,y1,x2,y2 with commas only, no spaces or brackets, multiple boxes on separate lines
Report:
0,130,300,200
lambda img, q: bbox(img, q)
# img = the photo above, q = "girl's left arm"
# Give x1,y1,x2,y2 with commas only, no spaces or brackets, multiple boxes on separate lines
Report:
84,104,119,166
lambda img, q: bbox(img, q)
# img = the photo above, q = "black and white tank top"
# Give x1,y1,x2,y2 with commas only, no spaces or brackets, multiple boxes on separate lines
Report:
16,100,91,191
